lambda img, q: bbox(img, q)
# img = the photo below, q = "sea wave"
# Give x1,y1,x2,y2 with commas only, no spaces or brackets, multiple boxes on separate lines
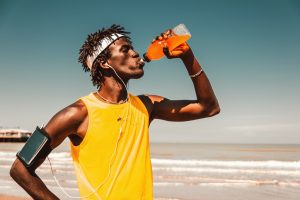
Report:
153,167,300,176
152,159,300,169
154,180,300,187
2,151,300,169
2,151,300,176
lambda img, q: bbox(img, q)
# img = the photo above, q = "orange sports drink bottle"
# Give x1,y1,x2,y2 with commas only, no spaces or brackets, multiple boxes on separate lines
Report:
143,24,191,62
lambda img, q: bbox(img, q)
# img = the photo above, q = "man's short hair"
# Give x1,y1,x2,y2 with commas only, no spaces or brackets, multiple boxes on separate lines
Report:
78,24,131,88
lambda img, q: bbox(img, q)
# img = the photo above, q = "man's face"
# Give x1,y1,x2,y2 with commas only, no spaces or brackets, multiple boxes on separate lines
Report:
106,37,144,80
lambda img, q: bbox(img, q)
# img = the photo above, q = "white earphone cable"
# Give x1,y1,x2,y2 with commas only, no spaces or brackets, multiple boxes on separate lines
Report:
47,63,132,199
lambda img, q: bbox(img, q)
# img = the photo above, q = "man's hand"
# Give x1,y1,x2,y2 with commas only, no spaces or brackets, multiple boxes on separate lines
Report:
163,42,191,59
152,30,191,59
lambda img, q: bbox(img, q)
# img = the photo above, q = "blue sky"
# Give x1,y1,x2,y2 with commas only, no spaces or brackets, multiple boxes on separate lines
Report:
0,0,299,143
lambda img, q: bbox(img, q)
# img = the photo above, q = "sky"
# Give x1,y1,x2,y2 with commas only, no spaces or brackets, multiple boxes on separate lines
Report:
0,0,299,144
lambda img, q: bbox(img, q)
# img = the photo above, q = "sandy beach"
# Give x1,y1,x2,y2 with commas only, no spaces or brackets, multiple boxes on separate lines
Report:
0,195,179,200
0,195,30,200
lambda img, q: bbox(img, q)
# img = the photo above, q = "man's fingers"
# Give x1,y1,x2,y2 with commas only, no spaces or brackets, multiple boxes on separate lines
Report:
169,50,182,56
173,43,190,51
163,47,171,58
152,29,174,43
155,36,163,40
162,33,168,39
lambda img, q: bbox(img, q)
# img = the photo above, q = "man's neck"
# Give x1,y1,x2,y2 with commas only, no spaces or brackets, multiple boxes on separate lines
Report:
97,76,128,104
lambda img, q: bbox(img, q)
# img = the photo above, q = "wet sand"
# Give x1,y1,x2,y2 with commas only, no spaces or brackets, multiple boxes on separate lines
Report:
0,195,30,200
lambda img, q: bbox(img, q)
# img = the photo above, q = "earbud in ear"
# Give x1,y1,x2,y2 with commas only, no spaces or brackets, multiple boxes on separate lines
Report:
105,63,113,69
100,62,110,69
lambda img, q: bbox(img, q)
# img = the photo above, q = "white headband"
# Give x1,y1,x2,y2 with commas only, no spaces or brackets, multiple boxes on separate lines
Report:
86,33,124,69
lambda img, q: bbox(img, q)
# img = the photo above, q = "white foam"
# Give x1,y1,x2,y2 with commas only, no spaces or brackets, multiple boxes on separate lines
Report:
0,186,12,189
153,166,300,176
153,180,300,187
43,179,78,184
0,152,16,156
151,159,300,170
3,151,299,170
48,152,73,161
154,182,185,186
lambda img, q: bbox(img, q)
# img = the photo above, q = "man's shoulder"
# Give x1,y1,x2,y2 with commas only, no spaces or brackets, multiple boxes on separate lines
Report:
68,99,87,114
137,94,151,105
137,94,166,104
136,94,160,117
67,92,94,113
43,99,88,141
56,100,88,123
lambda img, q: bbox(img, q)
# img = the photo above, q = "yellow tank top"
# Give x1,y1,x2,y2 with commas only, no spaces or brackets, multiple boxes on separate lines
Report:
70,93,153,200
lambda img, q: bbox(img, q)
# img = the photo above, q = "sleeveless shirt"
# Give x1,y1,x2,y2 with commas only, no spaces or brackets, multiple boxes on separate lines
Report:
70,93,153,200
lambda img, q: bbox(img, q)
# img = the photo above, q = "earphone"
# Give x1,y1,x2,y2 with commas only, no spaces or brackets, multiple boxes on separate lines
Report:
48,63,133,200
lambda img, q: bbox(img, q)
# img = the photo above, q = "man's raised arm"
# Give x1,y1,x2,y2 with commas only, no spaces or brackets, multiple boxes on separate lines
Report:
142,33,220,122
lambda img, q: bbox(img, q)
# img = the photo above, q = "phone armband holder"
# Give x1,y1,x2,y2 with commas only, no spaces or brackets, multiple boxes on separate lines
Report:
16,126,52,168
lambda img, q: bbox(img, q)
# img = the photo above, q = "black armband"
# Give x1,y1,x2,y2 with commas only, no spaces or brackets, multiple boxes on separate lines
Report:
16,126,52,168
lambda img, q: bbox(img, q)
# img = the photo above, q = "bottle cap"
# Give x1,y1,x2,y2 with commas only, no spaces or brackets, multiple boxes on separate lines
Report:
143,53,151,62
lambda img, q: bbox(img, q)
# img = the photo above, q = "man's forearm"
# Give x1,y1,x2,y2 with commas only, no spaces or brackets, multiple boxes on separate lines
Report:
10,159,59,200
181,49,220,114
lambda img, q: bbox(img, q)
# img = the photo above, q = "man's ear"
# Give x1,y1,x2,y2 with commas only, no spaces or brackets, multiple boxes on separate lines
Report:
99,61,110,69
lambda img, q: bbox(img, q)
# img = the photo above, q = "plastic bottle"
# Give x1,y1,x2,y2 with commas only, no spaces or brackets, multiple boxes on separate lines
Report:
143,24,191,62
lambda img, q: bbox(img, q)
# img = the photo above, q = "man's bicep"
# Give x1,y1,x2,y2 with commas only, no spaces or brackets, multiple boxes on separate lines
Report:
148,95,207,121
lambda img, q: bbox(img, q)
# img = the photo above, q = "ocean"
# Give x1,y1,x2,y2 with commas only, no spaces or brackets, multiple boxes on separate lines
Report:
1,142,300,200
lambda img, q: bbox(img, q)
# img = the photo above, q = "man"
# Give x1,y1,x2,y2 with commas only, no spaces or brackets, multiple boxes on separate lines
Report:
10,24,220,199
